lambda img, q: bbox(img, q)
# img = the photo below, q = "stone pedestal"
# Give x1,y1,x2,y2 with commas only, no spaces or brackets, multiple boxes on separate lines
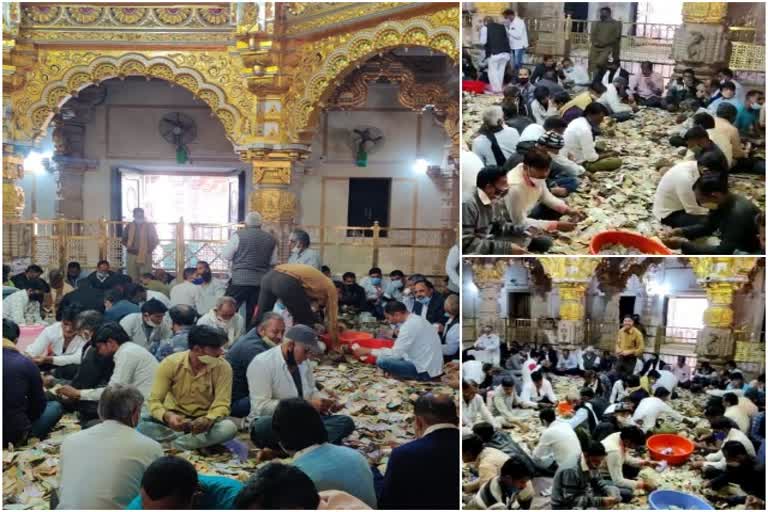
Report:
557,319,584,347
478,283,504,333
672,3,729,80
696,327,735,361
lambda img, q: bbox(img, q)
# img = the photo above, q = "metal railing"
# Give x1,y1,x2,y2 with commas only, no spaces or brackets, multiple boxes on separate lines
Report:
2,218,455,282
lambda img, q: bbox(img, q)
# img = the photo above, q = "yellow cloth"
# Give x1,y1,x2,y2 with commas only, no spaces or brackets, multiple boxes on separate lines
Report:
639,376,652,394
616,327,644,356
714,117,745,160
144,279,170,297
464,447,510,493
275,264,338,344
3,338,17,350
560,91,593,115
123,222,159,264
147,351,232,422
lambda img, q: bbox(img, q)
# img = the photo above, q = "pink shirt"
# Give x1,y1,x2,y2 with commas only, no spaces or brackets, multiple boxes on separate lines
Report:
632,72,664,99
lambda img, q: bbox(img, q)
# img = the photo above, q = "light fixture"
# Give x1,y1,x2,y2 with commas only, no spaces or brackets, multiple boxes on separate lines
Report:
24,150,52,175
412,158,429,174
466,282,479,295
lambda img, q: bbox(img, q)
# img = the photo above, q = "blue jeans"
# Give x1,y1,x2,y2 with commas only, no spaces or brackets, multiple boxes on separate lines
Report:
548,175,580,193
376,357,432,381
511,48,526,71
230,396,250,418
30,401,64,439
250,414,355,449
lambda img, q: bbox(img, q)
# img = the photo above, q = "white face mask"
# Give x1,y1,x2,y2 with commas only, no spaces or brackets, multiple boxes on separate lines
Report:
198,355,219,366
291,247,300,254
530,177,546,186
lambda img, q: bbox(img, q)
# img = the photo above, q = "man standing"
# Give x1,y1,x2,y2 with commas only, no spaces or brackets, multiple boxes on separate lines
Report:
589,7,622,76
503,9,528,75
121,208,159,282
378,393,460,510
287,229,321,269
226,313,285,418
246,325,354,448
222,212,277,329
139,325,238,450
615,316,644,376
353,301,443,381
480,17,511,94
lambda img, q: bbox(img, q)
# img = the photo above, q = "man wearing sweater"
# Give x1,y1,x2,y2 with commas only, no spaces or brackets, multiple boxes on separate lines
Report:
272,398,377,508
503,148,582,235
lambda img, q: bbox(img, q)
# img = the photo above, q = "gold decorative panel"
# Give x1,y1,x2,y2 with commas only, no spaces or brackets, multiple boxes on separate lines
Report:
682,2,727,24
251,189,297,222
729,42,765,72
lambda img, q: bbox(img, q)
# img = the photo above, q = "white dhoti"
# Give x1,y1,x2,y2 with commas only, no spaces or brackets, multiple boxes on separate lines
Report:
487,52,510,93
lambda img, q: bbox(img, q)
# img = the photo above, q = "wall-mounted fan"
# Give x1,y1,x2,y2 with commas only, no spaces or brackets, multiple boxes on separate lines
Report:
348,126,385,167
159,112,197,164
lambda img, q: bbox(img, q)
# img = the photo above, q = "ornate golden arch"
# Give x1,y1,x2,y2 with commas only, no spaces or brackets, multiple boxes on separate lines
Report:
8,51,257,147
283,8,459,143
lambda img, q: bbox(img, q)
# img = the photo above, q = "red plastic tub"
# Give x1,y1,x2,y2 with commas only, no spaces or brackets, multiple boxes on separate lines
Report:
353,338,394,365
647,434,695,466
589,230,674,255
323,330,373,346
462,80,486,94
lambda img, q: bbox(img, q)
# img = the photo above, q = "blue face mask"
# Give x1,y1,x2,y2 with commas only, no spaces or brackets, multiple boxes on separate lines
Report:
371,277,382,286
714,431,726,441
192,277,204,285
391,280,403,289
417,296,430,305
390,322,404,330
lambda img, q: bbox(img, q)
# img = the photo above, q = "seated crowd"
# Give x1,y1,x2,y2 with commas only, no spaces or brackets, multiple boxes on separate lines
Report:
463,56,765,255
3,254,461,509
461,317,765,509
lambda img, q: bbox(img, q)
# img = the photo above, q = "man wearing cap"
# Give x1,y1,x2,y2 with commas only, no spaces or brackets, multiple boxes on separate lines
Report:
137,325,238,450
536,130,583,198
245,324,354,449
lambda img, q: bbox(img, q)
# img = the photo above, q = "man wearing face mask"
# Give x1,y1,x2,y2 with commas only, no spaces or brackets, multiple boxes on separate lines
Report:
139,325,237,450
472,458,535,510
463,166,528,255
193,261,225,316
360,267,387,319
246,325,354,448
504,148,583,237
514,67,535,106
561,58,590,94
226,313,285,418
589,7,622,77
383,269,405,302
119,299,172,350
662,173,761,255
56,385,163,510
151,304,198,361
378,393,459,510
410,280,446,326
196,296,244,348
682,114,733,168
338,272,367,312
287,229,322,270
3,279,47,325
56,323,158,409
122,208,159,282
353,300,443,381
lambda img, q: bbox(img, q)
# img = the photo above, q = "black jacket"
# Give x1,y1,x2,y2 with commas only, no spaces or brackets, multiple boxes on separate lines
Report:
339,283,367,310
484,22,511,58
3,346,47,445
85,270,122,290
412,291,446,325
681,194,761,255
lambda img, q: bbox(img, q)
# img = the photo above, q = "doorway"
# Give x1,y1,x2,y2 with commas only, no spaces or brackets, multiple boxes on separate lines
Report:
664,296,707,345
508,292,531,319
347,178,391,237
619,296,637,323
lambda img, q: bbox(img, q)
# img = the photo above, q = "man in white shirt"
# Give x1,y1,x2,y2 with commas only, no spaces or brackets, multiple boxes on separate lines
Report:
563,102,622,172
470,326,501,366
652,368,679,395
194,261,226,316
632,388,683,432
597,76,634,118
3,282,45,325
440,294,460,361
561,58,591,93
383,270,405,303
25,304,86,372
503,9,528,73
57,384,163,510
353,301,443,381
462,150,485,202
491,377,535,429
504,148,582,235
479,17,511,94
462,379,500,434
170,268,202,308
693,417,755,472
533,407,582,470
520,371,557,408
246,325,354,448
287,229,322,269
463,359,486,387
472,106,520,166
555,348,581,375
445,244,460,295
119,299,172,349
359,267,388,319
723,392,751,433
600,427,659,496
197,296,245,348
653,159,710,228
55,323,158,406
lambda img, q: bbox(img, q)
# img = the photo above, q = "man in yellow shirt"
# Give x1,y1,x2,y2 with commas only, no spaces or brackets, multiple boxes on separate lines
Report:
615,316,644,376
138,324,237,450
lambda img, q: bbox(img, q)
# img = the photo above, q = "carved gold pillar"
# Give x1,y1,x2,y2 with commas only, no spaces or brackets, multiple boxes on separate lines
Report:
470,259,508,335
671,3,729,80
539,258,600,347
3,144,26,219
241,150,307,262
690,257,756,362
